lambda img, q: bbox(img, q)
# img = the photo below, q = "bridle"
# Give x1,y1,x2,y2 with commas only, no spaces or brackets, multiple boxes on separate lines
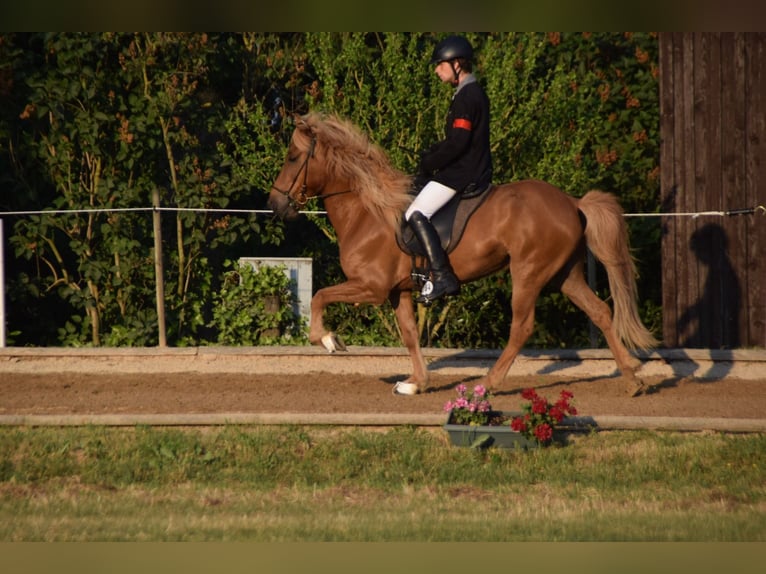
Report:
270,136,354,211
270,137,316,210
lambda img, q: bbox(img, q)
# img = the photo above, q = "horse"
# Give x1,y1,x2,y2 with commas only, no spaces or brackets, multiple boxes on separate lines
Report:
268,112,658,396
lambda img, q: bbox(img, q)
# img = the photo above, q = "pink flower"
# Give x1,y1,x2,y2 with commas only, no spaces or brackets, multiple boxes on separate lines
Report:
446,383,494,426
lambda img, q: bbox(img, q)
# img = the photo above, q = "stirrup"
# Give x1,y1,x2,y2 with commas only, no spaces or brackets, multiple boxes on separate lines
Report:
411,270,429,286
415,277,459,305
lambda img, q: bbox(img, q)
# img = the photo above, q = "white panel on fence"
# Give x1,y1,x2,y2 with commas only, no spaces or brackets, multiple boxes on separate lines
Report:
238,257,312,327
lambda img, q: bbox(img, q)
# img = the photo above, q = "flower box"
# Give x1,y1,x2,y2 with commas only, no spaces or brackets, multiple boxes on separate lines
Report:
443,410,588,450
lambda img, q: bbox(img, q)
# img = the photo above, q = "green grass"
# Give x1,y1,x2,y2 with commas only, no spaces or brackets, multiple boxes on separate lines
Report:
1,426,764,541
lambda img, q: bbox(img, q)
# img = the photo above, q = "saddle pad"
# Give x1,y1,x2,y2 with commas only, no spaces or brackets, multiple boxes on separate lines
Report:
397,184,495,256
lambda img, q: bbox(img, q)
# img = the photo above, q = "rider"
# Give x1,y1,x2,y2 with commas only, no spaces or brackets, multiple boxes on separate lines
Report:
406,34,492,305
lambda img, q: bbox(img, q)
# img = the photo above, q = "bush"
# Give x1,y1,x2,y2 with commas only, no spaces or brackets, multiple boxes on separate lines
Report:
206,260,307,345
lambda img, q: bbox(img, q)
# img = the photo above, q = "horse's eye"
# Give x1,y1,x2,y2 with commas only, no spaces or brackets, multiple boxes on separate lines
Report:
288,154,299,163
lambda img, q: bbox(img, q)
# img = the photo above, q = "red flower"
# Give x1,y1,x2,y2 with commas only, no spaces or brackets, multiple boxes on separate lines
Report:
549,406,565,423
521,388,538,401
534,423,553,443
531,398,548,414
509,388,577,446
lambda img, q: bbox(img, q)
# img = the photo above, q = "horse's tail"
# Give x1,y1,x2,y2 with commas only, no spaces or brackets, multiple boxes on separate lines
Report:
578,190,659,350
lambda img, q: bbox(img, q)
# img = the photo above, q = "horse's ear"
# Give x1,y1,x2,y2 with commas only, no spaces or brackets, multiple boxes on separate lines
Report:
294,113,314,134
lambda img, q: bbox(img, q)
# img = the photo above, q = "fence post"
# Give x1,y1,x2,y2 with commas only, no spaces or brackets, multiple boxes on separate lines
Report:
152,189,167,347
0,219,5,348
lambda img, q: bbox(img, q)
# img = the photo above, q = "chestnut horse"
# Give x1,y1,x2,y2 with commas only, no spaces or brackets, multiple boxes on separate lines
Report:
268,113,657,396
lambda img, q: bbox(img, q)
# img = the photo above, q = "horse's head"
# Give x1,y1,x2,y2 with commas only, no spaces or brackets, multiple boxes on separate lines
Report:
268,116,323,220
269,112,412,229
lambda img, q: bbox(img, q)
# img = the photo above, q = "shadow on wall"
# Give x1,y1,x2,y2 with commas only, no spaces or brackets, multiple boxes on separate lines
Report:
674,222,741,379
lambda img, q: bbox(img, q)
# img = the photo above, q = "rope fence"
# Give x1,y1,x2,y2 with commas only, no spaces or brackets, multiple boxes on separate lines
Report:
624,206,766,218
0,207,323,216
1,203,764,347
1,205,765,218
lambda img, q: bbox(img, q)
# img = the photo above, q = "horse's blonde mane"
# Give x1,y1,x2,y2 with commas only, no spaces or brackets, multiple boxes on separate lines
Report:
296,113,412,230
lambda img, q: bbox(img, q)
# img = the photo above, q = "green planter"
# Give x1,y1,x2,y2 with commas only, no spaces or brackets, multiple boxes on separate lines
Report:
443,410,588,450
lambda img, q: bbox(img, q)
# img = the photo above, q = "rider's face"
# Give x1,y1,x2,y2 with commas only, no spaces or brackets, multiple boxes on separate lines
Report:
434,60,458,83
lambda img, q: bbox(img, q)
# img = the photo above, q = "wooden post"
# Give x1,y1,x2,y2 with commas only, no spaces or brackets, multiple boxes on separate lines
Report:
152,189,167,347
0,219,5,348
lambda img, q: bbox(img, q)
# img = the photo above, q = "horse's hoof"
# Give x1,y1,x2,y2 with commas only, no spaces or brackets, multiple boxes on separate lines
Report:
320,333,347,353
334,335,347,351
629,379,647,397
392,381,419,396
628,356,643,372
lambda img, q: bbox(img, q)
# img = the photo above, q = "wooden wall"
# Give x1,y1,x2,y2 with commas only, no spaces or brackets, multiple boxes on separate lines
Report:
659,33,766,349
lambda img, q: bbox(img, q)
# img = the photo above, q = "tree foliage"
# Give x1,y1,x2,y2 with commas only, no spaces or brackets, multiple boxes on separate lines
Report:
0,32,660,348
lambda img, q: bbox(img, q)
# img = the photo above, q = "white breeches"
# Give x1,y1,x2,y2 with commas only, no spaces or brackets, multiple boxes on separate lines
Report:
405,180,457,221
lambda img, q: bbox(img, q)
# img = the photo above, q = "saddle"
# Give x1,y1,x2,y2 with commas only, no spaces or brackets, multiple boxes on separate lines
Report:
397,183,495,289
397,183,495,257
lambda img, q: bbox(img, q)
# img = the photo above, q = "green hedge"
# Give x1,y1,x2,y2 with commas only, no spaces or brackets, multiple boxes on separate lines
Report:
0,32,660,348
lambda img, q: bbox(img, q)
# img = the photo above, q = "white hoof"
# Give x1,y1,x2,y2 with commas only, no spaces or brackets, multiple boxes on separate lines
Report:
321,333,337,353
392,381,419,396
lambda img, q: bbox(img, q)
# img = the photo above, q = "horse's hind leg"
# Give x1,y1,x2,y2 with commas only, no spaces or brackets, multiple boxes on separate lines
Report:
484,282,541,390
559,263,645,395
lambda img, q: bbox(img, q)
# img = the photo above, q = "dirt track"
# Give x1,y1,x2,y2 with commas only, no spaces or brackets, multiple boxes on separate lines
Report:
1,371,765,420
1,347,765,426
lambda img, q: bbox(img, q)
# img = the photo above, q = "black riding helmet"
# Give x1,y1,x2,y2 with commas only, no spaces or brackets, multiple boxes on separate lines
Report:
430,35,474,64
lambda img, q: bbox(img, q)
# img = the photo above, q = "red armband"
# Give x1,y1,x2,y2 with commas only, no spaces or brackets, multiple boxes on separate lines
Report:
452,118,472,131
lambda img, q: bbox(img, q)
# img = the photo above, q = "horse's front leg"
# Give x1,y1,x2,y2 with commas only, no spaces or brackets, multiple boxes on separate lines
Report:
308,280,387,352
388,289,429,395
310,287,345,353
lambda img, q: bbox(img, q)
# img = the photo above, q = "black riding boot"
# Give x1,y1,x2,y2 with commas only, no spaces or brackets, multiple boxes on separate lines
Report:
408,211,460,304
